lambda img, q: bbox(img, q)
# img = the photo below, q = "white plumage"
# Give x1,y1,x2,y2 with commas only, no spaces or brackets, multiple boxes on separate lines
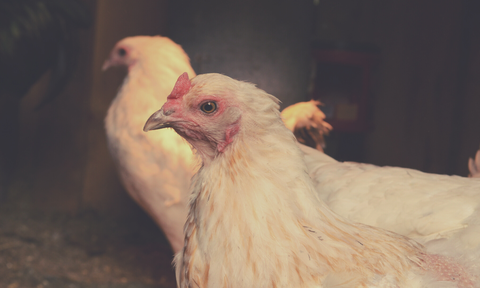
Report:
103,36,197,253
144,73,477,288
299,143,480,256
280,99,480,253
281,100,480,253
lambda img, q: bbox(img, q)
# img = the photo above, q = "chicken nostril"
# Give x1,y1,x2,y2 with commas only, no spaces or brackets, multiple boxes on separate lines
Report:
163,109,175,116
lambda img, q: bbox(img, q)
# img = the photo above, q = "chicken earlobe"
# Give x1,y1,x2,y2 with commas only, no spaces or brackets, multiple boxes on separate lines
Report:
216,119,241,153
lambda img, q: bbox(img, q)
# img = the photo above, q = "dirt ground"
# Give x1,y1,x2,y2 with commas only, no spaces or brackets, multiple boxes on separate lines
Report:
0,202,177,288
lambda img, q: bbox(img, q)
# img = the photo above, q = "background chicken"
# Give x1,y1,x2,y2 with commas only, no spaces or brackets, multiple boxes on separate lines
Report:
281,99,332,152
103,36,197,253
145,73,477,288
468,148,480,178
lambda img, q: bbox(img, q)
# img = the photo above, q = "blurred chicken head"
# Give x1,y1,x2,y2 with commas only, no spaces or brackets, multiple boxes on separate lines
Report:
102,37,139,70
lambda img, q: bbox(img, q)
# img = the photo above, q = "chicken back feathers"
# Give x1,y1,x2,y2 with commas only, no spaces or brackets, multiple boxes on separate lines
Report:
145,73,477,288
299,143,480,252
104,36,197,253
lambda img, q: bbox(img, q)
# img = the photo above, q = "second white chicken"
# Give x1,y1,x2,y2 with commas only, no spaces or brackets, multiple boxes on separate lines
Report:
103,36,197,253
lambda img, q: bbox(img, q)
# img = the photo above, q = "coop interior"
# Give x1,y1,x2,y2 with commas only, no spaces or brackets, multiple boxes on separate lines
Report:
1,0,480,287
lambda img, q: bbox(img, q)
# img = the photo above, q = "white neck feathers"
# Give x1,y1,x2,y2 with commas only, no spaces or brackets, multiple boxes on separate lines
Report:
175,116,423,287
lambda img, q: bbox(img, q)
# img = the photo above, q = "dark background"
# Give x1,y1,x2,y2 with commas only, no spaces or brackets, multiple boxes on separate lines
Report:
2,0,480,244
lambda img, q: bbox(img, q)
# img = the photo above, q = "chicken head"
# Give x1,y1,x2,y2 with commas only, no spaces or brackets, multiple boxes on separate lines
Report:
144,72,243,160
102,38,138,70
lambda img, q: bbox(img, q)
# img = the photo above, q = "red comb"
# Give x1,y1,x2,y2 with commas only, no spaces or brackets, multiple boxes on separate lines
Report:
168,72,191,100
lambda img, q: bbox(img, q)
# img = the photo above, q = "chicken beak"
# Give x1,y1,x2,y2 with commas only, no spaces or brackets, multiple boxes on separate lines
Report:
102,59,112,71
143,109,172,132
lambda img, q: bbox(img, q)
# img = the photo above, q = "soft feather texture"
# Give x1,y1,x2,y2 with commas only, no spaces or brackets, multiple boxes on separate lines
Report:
281,99,332,151
145,73,477,288
468,149,480,178
299,143,480,258
104,36,197,253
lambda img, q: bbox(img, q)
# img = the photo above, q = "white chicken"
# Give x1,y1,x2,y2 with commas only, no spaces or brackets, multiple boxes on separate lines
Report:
103,36,197,253
281,99,332,151
102,35,332,254
144,73,477,288
280,99,480,256
281,99,480,252
299,142,480,254
468,149,480,178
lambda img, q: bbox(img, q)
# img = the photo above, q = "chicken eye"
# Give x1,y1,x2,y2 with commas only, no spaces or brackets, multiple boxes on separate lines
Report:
200,101,217,114
118,48,127,57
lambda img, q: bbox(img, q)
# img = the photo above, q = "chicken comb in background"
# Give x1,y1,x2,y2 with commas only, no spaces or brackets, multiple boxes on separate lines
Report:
103,35,197,253
145,73,478,288
281,99,332,152
468,148,480,178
